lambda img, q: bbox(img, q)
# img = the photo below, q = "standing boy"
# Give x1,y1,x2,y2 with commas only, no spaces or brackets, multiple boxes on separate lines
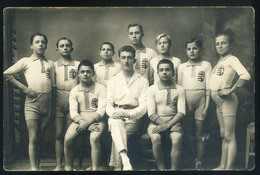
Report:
127,23,157,85
53,37,80,171
106,45,149,170
64,60,106,171
94,42,121,87
3,33,54,171
147,59,186,170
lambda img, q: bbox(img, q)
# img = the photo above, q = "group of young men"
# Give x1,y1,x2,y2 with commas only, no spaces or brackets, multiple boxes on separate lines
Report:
4,23,216,171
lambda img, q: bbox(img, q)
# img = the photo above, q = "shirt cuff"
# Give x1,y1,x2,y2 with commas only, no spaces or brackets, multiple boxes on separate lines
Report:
149,114,160,122
90,113,102,122
73,115,83,123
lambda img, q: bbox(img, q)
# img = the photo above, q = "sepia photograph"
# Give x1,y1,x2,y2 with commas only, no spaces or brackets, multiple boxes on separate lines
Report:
2,6,255,172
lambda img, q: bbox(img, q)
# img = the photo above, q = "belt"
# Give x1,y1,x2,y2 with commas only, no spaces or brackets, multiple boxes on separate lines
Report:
113,104,137,109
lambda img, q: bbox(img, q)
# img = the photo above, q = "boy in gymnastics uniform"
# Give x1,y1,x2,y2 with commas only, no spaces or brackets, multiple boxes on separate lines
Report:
64,60,106,171
147,59,186,170
4,33,54,171
127,23,157,85
53,37,80,171
178,38,212,169
94,42,121,87
106,45,149,170
150,33,181,84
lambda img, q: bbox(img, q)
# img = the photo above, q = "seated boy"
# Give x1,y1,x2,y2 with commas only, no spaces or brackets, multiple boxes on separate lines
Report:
94,42,121,87
106,45,149,170
147,59,186,170
64,60,106,171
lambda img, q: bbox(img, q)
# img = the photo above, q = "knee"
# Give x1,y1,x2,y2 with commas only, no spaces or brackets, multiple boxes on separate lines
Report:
90,134,101,146
224,133,235,143
171,136,182,147
220,130,225,139
64,136,74,147
29,135,38,145
150,134,162,145
56,132,64,141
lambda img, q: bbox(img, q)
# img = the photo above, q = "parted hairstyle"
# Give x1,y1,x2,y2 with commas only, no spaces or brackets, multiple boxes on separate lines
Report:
118,45,136,58
100,42,115,52
155,33,172,46
127,23,144,33
30,33,48,45
157,59,174,73
56,37,73,48
78,59,95,73
215,28,234,44
185,38,203,49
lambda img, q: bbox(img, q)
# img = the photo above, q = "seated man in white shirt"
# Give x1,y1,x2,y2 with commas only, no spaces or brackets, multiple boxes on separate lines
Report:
106,45,149,170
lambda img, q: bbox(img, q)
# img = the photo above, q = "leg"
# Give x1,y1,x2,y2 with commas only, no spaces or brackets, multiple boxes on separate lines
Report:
64,122,80,170
147,128,165,170
223,116,237,170
195,120,205,168
89,122,105,170
169,132,182,170
37,118,49,169
55,117,65,170
25,119,40,170
216,112,227,169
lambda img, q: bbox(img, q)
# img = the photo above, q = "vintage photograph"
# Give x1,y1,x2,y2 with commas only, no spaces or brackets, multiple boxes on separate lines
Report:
2,7,255,171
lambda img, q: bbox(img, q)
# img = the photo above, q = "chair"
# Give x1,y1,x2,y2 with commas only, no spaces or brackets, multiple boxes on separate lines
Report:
245,122,255,169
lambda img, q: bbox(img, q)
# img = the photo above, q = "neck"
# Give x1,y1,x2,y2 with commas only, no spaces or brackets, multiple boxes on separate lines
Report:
160,79,173,87
33,52,45,59
190,58,201,63
158,53,171,60
81,80,93,88
220,52,230,59
61,55,72,60
122,70,134,78
101,59,113,65
132,43,144,50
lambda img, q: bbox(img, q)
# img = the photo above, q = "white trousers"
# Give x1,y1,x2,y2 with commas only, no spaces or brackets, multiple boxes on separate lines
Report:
108,118,139,167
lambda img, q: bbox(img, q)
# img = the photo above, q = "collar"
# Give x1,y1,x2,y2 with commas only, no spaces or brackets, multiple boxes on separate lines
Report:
57,58,75,67
135,45,146,53
98,61,115,67
119,70,141,86
31,54,48,62
186,59,202,67
220,53,232,61
78,82,95,93
158,80,176,90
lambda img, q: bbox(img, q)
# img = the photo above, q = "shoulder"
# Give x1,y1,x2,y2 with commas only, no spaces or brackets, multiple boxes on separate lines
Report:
176,84,185,91
70,84,80,93
114,61,121,67
148,84,157,92
145,47,157,55
202,60,212,67
178,62,186,69
95,82,106,90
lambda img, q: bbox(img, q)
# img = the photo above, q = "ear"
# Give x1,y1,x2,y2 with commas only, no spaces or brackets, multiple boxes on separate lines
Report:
112,51,115,56
134,59,137,63
56,48,59,52
142,32,145,38
30,44,33,50
71,48,74,53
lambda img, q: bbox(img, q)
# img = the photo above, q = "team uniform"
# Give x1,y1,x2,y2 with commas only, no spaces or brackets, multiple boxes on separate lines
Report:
147,80,186,134
4,55,54,121
133,46,157,84
94,61,121,87
209,54,250,117
106,71,149,167
178,60,212,121
150,56,181,84
54,58,80,119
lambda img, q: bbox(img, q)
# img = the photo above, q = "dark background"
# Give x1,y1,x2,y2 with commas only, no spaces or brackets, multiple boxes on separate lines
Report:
3,7,255,171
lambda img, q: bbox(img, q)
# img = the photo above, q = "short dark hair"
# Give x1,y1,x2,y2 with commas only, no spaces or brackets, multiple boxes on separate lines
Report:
78,59,95,72
100,42,115,52
215,28,234,44
127,23,143,33
56,37,73,48
185,38,203,49
157,59,174,73
30,33,48,45
118,45,136,58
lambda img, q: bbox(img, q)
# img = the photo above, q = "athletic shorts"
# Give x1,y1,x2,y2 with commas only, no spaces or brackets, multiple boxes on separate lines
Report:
55,89,70,118
211,91,238,117
147,116,183,134
185,90,206,121
24,92,52,121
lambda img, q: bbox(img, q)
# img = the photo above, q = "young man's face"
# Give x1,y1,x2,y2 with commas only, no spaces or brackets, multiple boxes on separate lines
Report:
215,35,231,57
158,63,174,82
30,36,47,55
128,26,144,45
78,65,94,83
119,51,136,72
186,42,200,60
100,44,115,61
156,36,171,55
57,39,73,56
